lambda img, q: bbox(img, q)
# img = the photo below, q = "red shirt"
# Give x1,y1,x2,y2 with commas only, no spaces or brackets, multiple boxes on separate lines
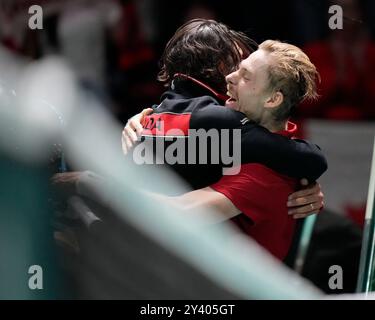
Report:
211,122,299,260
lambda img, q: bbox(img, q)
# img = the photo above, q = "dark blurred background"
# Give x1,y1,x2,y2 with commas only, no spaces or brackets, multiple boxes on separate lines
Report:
1,0,375,122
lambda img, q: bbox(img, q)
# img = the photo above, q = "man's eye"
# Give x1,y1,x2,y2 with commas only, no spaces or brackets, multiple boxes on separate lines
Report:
243,77,251,82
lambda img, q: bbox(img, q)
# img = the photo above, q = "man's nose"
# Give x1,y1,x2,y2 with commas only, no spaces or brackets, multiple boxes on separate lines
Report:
226,71,237,85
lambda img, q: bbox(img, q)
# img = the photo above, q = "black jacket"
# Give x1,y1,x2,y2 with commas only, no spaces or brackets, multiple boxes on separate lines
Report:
136,78,327,190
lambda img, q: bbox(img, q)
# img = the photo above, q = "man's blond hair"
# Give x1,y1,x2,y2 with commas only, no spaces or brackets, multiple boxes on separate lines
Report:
259,40,320,121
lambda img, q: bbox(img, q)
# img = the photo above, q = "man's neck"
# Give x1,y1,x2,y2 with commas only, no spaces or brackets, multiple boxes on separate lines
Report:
261,119,287,133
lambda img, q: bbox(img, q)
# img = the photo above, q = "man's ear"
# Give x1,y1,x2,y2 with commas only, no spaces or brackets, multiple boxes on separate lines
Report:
265,91,284,109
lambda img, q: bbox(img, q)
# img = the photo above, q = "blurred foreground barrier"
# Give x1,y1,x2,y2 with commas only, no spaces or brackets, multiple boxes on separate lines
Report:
357,137,375,293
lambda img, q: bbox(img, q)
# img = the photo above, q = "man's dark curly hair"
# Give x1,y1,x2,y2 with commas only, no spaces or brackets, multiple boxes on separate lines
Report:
158,19,258,93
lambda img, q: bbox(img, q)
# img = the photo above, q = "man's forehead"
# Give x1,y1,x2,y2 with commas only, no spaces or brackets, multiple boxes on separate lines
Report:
241,49,270,70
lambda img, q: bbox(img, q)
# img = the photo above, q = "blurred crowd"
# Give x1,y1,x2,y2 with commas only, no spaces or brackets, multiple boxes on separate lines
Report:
1,0,374,123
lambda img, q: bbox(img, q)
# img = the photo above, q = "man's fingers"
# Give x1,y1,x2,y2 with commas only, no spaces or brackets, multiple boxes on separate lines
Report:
287,181,324,219
126,108,153,137
139,108,154,131
288,188,314,200
122,109,150,155
124,126,138,143
121,135,129,155
142,108,154,117
288,202,320,216
287,194,321,207
128,119,143,136
123,133,133,152
51,172,81,184
125,134,134,150
288,183,319,200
